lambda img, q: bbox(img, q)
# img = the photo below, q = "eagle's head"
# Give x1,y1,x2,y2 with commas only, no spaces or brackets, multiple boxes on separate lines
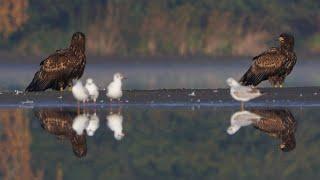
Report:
70,32,86,53
279,33,294,51
280,134,296,152
72,136,87,158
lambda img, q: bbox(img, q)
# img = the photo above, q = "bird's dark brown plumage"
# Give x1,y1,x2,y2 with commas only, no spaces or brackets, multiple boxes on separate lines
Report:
251,109,297,152
240,33,297,87
34,109,87,157
26,32,86,91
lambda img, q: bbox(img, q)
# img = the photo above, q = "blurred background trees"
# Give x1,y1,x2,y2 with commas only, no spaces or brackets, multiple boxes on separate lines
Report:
1,0,320,57
0,0,28,39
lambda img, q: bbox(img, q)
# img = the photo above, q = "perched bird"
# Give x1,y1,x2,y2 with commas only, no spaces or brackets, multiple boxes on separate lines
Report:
26,32,86,91
86,113,100,136
107,73,126,101
107,112,125,140
85,78,99,102
227,110,262,135
240,33,297,87
251,109,297,152
226,77,263,109
72,80,89,103
34,108,87,157
72,113,89,135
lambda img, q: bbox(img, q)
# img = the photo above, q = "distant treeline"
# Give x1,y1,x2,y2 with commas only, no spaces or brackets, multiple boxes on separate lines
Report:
1,0,320,57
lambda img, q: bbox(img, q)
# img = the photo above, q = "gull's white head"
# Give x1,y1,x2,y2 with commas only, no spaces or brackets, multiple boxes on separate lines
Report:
73,80,83,88
226,77,239,87
86,78,94,84
227,125,241,135
113,73,125,81
114,132,125,140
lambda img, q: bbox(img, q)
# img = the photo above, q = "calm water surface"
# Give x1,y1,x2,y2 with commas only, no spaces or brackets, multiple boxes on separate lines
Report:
0,59,319,90
1,106,319,179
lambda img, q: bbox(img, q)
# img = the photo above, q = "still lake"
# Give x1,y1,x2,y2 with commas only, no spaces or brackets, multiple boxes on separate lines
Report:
0,58,319,90
0,58,320,179
1,106,319,179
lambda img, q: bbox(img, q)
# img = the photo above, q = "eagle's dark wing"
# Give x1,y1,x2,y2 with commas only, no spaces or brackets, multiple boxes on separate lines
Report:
251,109,296,135
25,50,78,91
35,109,76,135
240,48,287,86
284,52,297,76
35,109,87,157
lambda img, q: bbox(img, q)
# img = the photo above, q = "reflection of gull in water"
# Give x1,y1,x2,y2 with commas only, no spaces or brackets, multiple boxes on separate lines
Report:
34,109,87,158
107,112,125,140
72,114,89,135
86,113,100,136
226,77,263,108
227,109,297,152
227,111,262,135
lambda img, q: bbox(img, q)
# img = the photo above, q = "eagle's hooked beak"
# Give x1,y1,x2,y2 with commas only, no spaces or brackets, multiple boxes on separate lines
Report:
279,37,285,42
280,144,286,149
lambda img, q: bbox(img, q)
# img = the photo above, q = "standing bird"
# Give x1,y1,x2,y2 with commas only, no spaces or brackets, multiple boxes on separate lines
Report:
85,78,99,103
107,73,126,102
240,33,297,87
226,77,263,109
72,80,89,104
107,111,125,140
25,32,86,91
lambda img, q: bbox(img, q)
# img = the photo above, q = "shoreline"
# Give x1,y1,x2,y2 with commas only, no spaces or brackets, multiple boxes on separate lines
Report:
1,87,319,108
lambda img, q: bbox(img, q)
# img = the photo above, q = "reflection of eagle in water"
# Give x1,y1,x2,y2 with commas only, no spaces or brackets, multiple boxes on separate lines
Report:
25,32,86,91
34,109,87,157
240,33,297,87
251,109,297,152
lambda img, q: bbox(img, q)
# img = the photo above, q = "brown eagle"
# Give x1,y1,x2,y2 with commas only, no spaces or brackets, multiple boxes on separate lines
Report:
251,109,297,152
25,32,86,91
240,33,297,87
34,108,87,158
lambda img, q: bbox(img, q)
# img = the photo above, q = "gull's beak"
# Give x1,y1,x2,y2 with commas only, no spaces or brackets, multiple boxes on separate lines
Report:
123,77,128,80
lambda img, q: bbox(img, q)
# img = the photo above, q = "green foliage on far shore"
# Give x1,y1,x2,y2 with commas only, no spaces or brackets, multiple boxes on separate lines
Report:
1,0,320,57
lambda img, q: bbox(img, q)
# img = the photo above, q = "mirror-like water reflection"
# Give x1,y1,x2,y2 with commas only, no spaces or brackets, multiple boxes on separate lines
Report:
1,106,319,179
227,109,297,152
